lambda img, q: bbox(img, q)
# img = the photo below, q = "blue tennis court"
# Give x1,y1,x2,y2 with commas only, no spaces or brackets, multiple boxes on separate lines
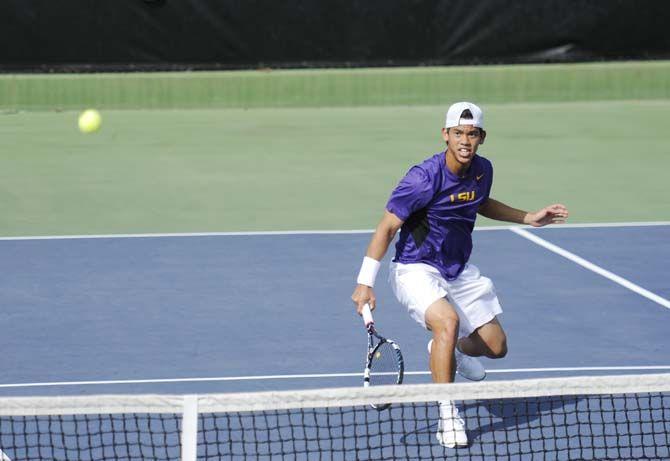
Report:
1,222,668,397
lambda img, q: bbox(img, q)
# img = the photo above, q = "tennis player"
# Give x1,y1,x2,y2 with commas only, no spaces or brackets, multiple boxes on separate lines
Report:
351,101,568,448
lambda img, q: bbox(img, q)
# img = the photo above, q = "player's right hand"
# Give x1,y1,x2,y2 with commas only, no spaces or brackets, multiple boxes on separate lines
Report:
352,284,376,315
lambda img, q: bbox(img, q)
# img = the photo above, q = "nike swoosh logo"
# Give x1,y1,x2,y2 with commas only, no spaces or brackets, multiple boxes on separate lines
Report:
476,173,485,181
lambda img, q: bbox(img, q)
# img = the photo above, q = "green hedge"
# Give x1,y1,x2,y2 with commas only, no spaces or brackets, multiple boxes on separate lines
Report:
2,61,669,110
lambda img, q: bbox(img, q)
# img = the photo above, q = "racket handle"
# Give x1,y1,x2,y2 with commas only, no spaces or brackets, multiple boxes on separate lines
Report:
361,303,374,328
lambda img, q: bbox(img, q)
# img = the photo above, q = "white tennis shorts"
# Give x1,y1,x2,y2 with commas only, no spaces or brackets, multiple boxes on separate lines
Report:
389,262,503,338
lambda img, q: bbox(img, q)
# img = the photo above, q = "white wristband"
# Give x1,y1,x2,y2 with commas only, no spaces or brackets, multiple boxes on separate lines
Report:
357,257,381,287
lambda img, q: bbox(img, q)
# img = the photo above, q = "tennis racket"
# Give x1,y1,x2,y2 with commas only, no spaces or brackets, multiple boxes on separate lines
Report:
361,302,404,410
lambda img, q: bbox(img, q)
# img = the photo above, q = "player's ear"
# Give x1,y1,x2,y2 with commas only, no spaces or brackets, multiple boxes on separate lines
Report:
441,127,449,144
479,129,486,145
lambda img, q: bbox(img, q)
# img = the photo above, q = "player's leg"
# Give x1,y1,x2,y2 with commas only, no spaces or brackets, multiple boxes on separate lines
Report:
388,262,467,448
424,298,468,448
389,262,461,383
424,298,460,383
444,264,504,361
458,317,508,359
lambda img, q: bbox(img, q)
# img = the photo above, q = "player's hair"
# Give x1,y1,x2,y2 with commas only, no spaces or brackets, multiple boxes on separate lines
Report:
460,109,474,120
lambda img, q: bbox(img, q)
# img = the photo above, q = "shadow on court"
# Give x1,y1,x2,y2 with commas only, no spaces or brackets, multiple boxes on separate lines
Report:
400,396,581,446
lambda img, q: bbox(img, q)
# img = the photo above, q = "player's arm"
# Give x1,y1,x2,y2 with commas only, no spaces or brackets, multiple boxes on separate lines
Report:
352,210,404,315
478,198,569,227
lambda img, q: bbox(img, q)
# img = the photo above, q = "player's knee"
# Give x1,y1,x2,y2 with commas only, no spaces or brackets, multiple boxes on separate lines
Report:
488,338,508,359
431,314,459,342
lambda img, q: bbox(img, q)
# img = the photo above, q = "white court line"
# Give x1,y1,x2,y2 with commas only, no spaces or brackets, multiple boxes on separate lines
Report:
526,220,670,229
2,366,670,389
0,221,668,241
0,229,376,241
511,228,670,310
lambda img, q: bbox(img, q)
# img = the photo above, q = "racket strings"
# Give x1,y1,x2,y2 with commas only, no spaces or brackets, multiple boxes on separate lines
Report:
369,342,401,386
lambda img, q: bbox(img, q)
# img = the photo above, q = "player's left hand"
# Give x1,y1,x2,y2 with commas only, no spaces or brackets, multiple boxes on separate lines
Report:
525,204,569,227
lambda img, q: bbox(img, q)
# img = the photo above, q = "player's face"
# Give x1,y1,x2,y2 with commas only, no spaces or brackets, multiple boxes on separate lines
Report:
442,125,486,165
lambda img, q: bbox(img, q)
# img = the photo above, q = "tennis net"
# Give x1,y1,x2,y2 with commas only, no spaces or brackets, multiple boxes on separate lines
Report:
1,373,669,460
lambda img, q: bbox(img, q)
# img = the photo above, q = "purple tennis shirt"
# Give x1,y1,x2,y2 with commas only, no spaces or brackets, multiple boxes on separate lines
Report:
386,152,494,280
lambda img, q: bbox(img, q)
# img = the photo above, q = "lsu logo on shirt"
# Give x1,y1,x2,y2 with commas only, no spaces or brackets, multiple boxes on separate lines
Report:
450,191,476,203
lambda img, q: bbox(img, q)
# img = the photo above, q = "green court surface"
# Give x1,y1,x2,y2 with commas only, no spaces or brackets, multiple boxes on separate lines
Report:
1,99,668,236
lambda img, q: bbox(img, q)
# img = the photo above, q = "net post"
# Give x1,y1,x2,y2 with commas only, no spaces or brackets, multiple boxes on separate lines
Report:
181,394,198,461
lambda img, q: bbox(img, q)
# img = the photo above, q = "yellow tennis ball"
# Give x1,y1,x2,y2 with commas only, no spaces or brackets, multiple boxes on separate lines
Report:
375,351,381,359
78,109,102,133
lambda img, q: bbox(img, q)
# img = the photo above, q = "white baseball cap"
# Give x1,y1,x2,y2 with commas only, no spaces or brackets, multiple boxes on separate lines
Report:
445,102,484,129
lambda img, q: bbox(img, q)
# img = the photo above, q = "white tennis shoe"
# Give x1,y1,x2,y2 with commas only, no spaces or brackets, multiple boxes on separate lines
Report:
436,400,468,448
427,339,486,381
